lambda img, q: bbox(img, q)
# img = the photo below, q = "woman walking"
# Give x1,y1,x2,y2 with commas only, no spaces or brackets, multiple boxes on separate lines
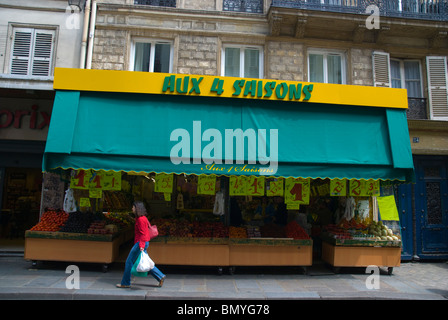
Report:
117,201,165,288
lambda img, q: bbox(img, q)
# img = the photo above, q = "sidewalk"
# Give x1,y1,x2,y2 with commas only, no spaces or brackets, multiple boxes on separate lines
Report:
0,254,447,300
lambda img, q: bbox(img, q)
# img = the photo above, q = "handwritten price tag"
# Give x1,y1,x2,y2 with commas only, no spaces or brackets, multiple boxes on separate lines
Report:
247,176,265,196
229,176,247,196
102,171,121,191
70,169,92,190
70,170,122,191
197,175,216,195
349,179,380,196
330,179,347,196
79,197,91,207
285,178,310,205
155,173,174,193
364,179,380,196
267,178,284,197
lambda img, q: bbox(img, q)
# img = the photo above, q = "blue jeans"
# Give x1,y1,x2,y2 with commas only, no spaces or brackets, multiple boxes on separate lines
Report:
120,241,165,286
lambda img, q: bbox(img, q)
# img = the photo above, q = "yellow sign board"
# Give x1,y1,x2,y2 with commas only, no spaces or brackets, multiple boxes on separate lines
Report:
53,68,408,109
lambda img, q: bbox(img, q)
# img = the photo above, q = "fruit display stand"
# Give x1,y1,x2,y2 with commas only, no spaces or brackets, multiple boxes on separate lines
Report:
149,237,230,273
147,220,312,274
228,238,313,273
320,234,401,275
24,228,133,272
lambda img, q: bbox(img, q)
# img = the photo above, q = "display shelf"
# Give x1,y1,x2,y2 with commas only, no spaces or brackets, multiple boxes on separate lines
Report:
320,232,401,247
24,228,133,272
229,237,312,246
25,230,125,242
321,241,401,274
151,236,228,245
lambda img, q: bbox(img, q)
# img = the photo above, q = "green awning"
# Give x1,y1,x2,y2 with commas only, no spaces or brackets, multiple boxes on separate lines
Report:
43,90,415,182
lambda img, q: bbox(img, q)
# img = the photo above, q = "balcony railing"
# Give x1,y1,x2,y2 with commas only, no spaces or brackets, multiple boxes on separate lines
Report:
271,0,448,21
407,98,428,119
134,0,176,7
223,0,264,13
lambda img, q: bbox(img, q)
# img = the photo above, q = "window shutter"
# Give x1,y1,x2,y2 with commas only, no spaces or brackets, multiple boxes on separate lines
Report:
372,51,391,87
31,30,54,76
10,29,33,75
426,56,448,120
9,28,54,76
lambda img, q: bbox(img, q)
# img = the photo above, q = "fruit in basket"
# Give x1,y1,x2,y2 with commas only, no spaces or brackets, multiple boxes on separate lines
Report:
60,211,93,233
285,221,310,240
30,209,69,232
229,226,247,238
367,221,400,241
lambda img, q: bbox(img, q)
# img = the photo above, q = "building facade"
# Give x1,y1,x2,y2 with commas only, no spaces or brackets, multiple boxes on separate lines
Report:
1,0,446,260
0,0,84,240
84,0,448,260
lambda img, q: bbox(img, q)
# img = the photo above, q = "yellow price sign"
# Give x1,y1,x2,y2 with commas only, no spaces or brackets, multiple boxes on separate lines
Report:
286,202,300,210
377,195,399,221
364,179,380,196
155,173,174,193
89,189,102,199
70,169,92,190
267,178,284,197
197,175,216,195
349,179,364,197
285,178,310,205
247,176,265,196
330,179,347,196
229,176,247,196
102,171,121,191
79,197,91,207
70,170,122,191
349,179,380,197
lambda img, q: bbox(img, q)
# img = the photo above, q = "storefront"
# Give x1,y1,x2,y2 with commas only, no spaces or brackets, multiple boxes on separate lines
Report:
25,68,414,273
0,89,53,243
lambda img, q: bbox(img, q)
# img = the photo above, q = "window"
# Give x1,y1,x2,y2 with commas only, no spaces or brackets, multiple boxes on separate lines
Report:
131,40,172,73
222,45,263,78
308,50,345,84
9,27,55,77
391,59,423,98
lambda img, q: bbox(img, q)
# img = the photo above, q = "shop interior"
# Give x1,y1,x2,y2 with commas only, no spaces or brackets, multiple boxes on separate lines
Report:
0,167,42,250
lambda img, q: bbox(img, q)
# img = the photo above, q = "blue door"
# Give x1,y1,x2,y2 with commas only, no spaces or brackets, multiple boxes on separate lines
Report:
414,156,448,259
396,183,414,260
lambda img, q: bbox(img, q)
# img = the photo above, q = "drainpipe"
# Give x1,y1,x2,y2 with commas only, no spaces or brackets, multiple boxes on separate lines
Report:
79,0,91,69
86,0,97,69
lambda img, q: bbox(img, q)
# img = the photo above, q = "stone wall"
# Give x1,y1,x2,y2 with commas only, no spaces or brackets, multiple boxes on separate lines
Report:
91,5,376,86
177,35,218,75
266,41,304,81
350,48,374,87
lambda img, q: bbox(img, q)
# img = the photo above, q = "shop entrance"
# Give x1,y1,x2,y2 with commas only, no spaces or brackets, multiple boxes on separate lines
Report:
0,167,42,240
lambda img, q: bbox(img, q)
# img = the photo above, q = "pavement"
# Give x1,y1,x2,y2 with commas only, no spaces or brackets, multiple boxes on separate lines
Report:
0,253,447,301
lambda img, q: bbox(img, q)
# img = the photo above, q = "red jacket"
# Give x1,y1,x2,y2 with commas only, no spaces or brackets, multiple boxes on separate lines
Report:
134,216,150,249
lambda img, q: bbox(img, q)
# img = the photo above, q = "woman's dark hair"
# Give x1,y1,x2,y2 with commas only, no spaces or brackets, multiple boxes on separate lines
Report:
133,201,147,217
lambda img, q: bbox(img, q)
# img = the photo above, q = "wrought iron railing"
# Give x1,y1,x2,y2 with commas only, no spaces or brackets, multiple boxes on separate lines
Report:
223,0,264,13
134,0,176,7
271,0,448,21
407,98,428,119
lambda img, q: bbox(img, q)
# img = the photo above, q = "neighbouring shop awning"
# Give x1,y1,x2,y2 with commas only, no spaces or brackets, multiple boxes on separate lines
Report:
43,69,415,182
